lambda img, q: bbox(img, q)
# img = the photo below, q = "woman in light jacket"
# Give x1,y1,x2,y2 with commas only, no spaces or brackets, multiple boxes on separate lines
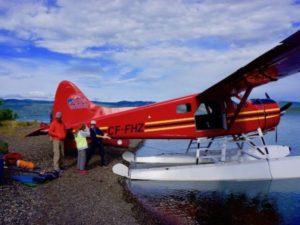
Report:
74,124,90,174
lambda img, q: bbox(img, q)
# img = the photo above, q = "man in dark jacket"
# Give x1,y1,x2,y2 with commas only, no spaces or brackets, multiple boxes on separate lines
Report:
87,120,111,167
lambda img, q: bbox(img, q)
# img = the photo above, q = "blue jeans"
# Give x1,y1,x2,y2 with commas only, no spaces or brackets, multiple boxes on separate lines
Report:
77,149,87,170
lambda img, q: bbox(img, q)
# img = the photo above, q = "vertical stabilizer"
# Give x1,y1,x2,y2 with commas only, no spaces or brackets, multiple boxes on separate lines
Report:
52,81,102,128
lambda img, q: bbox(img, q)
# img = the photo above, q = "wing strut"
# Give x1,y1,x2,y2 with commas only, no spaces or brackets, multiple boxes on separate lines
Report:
228,86,253,131
186,139,194,153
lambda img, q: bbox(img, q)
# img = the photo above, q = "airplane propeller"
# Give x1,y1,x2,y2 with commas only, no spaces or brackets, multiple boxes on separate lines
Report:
265,92,293,115
265,93,292,143
265,92,292,113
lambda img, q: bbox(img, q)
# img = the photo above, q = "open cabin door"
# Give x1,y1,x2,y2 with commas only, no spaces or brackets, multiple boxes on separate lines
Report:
195,101,227,130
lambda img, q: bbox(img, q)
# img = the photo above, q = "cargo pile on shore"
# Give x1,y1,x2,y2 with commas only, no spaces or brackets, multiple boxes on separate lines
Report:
0,124,159,225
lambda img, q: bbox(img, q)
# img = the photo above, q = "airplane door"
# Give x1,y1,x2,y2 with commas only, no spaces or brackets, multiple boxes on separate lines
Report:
195,101,227,130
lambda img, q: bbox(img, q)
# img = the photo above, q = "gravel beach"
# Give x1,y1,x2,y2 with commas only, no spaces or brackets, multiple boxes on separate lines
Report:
0,124,159,225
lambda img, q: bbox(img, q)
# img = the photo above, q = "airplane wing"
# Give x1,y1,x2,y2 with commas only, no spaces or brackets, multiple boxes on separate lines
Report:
199,30,300,100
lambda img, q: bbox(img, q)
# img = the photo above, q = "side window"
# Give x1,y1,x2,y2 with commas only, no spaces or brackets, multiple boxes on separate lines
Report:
176,103,192,113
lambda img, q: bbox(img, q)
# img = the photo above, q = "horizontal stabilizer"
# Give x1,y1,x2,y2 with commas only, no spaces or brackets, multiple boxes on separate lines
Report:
26,123,50,137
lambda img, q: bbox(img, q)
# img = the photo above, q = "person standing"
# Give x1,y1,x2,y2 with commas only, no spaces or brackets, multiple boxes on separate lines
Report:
48,112,66,172
73,124,90,174
87,120,111,167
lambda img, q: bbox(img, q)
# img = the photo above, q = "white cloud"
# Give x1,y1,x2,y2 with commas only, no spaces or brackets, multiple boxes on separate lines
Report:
27,91,52,99
1,0,299,53
0,0,299,101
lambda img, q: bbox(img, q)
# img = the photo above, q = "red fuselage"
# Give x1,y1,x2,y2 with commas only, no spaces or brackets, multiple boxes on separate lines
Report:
94,94,280,139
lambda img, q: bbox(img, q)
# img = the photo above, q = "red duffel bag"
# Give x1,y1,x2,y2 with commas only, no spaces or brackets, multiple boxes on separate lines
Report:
4,152,23,166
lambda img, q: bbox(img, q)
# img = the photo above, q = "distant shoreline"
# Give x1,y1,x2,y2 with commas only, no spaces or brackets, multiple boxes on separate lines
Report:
1,99,156,124
2,99,300,124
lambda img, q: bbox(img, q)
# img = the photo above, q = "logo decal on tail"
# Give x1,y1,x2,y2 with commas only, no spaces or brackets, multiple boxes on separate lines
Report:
67,94,89,109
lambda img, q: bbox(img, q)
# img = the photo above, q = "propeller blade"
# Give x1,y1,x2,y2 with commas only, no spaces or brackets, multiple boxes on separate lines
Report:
280,102,293,112
276,102,292,143
265,92,270,99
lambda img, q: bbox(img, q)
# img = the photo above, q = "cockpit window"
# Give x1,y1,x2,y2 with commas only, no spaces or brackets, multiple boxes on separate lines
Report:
231,96,240,108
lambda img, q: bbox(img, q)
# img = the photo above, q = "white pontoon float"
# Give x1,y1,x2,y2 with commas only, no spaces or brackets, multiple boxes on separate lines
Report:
113,129,300,181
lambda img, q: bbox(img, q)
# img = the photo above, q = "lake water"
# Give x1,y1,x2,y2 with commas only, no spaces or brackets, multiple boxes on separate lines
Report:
18,115,50,123
128,112,300,225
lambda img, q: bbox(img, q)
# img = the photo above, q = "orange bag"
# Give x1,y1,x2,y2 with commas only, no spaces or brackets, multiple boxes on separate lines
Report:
16,160,35,170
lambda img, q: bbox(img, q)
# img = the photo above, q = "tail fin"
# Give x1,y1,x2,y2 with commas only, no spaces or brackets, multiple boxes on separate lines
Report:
52,81,102,128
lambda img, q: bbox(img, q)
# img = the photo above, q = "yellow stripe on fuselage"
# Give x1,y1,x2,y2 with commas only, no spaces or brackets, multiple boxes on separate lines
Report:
144,124,195,133
227,108,279,117
235,114,279,122
145,117,194,126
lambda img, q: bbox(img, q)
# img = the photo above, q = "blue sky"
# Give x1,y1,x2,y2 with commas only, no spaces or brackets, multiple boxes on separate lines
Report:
0,0,300,102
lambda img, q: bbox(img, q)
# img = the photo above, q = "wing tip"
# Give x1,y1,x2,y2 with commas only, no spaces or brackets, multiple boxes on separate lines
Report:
282,30,300,45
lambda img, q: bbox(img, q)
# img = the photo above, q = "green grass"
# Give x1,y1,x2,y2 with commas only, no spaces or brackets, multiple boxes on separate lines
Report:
0,120,38,136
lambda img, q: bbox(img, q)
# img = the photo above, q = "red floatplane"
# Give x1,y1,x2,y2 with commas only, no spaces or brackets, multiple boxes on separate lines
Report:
30,30,300,181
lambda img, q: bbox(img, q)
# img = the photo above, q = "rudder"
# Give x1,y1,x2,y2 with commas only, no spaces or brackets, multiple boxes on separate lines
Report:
52,81,102,128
